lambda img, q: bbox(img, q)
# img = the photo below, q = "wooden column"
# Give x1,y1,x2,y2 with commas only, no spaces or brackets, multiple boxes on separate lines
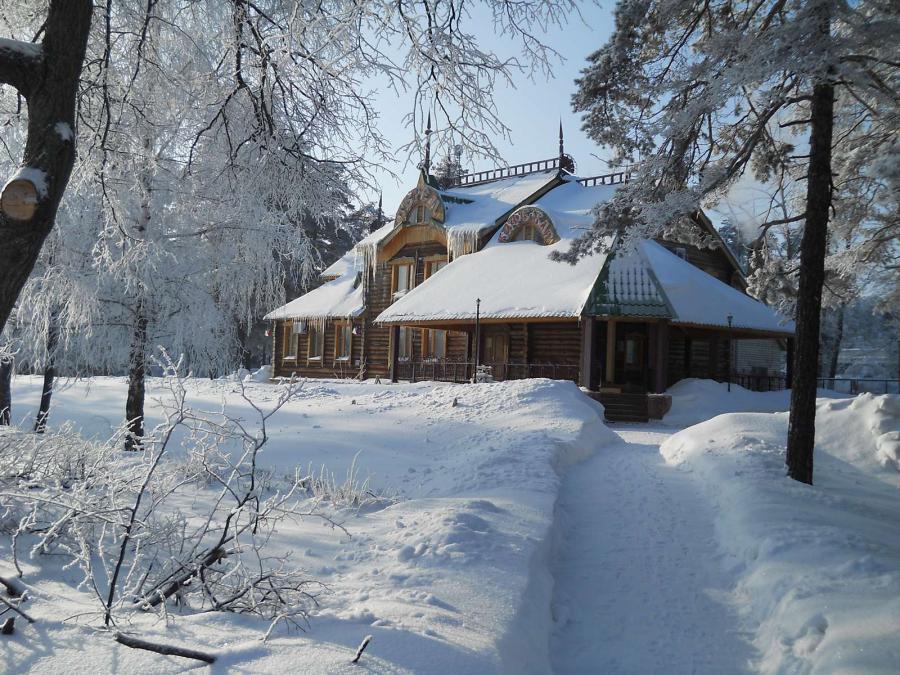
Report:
605,319,616,386
580,317,596,390
389,325,400,383
656,320,669,393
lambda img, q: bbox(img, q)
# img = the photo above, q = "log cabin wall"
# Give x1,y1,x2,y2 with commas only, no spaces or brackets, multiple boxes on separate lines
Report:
667,330,687,386
666,326,733,386
364,239,454,378
526,322,581,366
272,319,364,379
657,239,741,287
363,260,394,379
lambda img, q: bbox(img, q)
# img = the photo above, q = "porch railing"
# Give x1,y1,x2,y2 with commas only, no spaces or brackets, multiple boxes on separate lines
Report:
392,360,579,384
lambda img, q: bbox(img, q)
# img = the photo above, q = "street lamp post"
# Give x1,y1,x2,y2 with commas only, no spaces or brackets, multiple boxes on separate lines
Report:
475,298,482,372
727,313,734,392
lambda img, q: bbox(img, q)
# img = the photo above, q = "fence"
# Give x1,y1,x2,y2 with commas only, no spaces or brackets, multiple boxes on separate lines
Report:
392,360,579,384
816,378,900,395
717,373,900,395
448,158,563,188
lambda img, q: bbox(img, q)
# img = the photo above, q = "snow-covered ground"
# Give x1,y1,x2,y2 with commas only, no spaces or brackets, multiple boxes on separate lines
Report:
662,378,848,428
550,425,754,673
3,375,899,673
661,392,900,673
2,375,613,673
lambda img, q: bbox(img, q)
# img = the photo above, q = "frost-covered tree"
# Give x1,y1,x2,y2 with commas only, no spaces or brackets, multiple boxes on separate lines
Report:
2,0,578,447
570,0,899,484
1,0,578,346
0,0,92,335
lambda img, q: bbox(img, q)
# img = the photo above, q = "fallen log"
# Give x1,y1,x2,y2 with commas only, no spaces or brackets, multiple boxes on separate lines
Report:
114,632,216,663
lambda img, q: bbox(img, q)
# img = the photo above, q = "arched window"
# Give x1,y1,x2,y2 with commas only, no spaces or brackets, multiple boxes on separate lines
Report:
511,222,542,243
498,206,559,245
395,172,446,226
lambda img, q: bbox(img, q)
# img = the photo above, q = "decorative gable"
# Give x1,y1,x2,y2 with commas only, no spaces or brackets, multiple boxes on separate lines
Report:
498,205,559,245
395,172,446,226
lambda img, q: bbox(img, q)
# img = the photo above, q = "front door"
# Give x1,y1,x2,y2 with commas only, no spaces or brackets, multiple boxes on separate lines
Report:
615,323,648,391
481,328,509,380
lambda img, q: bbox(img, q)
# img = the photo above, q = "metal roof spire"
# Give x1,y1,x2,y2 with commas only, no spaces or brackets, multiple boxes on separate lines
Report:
423,112,433,176
558,119,564,161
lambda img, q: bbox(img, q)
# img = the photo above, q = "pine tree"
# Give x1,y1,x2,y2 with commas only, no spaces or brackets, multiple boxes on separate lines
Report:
570,0,898,484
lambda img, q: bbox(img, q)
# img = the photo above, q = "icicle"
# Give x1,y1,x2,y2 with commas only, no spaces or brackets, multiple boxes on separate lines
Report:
355,239,379,289
447,227,479,261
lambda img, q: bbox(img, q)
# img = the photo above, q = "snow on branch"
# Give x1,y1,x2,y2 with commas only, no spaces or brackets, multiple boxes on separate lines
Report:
0,351,347,638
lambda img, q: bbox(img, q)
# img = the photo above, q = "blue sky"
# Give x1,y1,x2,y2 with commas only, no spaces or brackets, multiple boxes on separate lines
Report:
367,3,617,211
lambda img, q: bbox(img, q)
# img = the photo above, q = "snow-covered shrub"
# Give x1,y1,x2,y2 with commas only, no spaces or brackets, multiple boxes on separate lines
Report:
0,365,342,636
297,451,398,513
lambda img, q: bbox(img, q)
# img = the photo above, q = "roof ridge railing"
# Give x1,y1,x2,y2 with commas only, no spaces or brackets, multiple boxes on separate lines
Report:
576,170,633,187
448,157,562,188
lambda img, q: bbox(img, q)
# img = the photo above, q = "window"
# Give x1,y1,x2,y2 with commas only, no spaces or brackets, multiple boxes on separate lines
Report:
624,333,644,367
282,323,298,359
398,326,412,360
307,323,324,363
416,204,426,223
335,323,352,361
423,328,446,360
426,259,447,278
393,262,414,299
511,222,543,243
675,247,687,260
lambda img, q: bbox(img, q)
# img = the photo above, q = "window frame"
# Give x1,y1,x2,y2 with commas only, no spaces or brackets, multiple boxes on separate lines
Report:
397,326,413,361
307,322,325,364
391,260,415,300
334,322,353,361
425,258,447,278
422,327,447,360
282,323,298,360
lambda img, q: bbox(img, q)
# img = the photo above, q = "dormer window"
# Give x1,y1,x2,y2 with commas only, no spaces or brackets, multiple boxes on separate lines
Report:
395,172,446,226
512,222,543,243
498,206,559,245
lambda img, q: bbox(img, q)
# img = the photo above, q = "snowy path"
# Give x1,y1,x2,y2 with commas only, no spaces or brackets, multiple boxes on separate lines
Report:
550,424,754,674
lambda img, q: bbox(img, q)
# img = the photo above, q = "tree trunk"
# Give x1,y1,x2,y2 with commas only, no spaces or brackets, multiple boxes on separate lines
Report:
0,1,93,335
826,304,844,380
786,44,834,483
125,301,149,452
0,357,12,426
34,315,59,433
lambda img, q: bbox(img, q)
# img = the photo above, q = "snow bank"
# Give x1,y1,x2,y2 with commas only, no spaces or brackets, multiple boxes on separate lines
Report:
6,376,613,673
664,378,846,428
661,394,900,673
243,364,273,382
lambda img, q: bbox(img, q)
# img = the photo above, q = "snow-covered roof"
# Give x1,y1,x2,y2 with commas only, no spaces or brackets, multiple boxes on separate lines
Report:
320,222,395,279
266,222,395,320
638,240,793,333
439,170,559,238
376,180,615,323
264,272,363,321
320,250,355,280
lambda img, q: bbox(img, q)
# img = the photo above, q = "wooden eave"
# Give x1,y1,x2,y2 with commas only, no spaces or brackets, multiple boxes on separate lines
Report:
376,315,580,330
671,320,794,338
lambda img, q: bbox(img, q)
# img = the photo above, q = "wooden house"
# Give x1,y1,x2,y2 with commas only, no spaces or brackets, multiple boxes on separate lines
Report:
265,147,794,421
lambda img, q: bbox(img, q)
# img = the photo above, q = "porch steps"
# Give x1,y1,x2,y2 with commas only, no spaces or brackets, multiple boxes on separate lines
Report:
592,392,650,423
